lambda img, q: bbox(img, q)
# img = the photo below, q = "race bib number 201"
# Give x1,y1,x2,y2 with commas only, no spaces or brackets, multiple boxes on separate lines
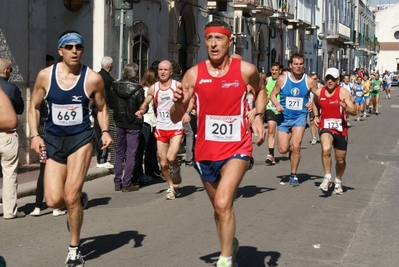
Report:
52,104,83,126
205,115,241,142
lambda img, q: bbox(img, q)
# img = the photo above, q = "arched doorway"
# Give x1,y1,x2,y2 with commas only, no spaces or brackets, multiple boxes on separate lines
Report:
169,4,199,71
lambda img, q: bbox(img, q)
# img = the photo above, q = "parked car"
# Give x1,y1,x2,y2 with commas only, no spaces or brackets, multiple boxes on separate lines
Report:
392,71,398,86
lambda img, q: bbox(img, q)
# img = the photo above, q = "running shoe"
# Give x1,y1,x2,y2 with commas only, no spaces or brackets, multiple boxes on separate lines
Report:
265,154,276,165
333,184,344,195
65,247,84,267
347,121,351,127
318,178,332,192
356,117,360,121
216,259,232,267
375,111,379,115
170,166,182,185
96,162,114,169
81,192,88,209
30,208,41,216
53,209,67,217
311,138,317,145
232,237,239,267
289,175,299,187
166,186,179,200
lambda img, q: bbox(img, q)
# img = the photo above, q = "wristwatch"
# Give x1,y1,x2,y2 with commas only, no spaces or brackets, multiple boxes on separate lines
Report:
254,113,265,121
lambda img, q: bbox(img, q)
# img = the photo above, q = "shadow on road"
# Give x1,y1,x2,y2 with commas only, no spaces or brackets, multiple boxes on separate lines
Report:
156,185,205,198
81,230,146,261
314,181,355,197
236,185,276,199
200,246,281,266
276,173,324,185
86,197,111,209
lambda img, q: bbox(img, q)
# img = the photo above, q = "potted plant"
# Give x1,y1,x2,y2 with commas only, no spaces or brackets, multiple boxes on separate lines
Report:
281,0,289,13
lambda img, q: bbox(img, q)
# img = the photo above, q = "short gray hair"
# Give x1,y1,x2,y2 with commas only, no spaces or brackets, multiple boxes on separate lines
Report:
123,63,139,80
101,56,113,69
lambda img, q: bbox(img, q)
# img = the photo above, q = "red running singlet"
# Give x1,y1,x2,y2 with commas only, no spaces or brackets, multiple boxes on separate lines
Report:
319,85,348,136
194,58,252,161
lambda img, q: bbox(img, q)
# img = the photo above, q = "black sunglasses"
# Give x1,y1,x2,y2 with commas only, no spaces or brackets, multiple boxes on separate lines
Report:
62,44,84,51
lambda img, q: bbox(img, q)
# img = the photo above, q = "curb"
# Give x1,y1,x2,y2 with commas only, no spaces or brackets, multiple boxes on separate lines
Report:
2,167,113,200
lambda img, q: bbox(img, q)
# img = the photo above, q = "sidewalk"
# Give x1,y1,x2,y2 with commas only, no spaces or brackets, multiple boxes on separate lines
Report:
0,156,113,199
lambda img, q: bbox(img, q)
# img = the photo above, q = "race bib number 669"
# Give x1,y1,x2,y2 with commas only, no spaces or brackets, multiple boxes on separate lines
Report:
52,104,83,126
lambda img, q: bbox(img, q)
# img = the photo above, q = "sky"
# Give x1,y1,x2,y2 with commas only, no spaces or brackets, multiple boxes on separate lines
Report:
368,0,398,5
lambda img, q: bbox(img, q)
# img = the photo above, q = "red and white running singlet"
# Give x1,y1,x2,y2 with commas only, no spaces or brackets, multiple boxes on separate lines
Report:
319,85,348,136
154,80,183,130
194,58,252,161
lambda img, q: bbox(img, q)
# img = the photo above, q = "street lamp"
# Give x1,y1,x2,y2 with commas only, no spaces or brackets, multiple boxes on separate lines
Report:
317,32,325,76
315,33,324,75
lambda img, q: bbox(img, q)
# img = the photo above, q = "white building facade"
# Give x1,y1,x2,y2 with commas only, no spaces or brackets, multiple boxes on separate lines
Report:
374,4,399,73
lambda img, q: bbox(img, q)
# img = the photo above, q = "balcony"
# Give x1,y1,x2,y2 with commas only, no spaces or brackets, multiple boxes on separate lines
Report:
207,0,261,12
232,0,261,13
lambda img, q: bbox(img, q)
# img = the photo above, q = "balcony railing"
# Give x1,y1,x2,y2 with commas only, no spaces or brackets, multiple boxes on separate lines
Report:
233,0,261,6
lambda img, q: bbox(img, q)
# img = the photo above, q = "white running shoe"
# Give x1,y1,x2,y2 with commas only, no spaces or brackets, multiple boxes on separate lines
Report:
96,162,114,169
318,178,332,192
311,138,317,145
30,208,41,216
65,247,84,267
333,184,344,195
166,186,179,200
53,209,67,217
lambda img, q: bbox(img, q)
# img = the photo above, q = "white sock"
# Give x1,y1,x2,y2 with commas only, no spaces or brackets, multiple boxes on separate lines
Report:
324,173,332,180
335,178,342,187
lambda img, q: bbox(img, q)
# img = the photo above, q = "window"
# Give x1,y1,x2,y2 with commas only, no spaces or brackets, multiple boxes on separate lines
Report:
394,31,399,39
132,35,149,78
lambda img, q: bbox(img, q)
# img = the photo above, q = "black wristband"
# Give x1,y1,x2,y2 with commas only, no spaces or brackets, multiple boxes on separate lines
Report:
30,134,40,140
102,130,110,134
254,113,265,121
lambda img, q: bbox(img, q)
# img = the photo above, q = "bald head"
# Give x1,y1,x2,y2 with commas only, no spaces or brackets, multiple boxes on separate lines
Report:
157,60,173,82
0,58,11,80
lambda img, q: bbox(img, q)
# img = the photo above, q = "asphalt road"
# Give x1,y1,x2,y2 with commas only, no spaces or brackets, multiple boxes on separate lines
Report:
1,89,399,267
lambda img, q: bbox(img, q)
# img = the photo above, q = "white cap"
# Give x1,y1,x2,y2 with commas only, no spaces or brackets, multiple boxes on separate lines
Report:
324,68,340,79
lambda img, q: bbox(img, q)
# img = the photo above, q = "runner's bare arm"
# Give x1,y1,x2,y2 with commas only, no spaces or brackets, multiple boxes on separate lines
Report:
340,88,357,116
90,71,113,149
28,69,49,154
270,75,284,112
244,61,266,146
136,84,154,118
